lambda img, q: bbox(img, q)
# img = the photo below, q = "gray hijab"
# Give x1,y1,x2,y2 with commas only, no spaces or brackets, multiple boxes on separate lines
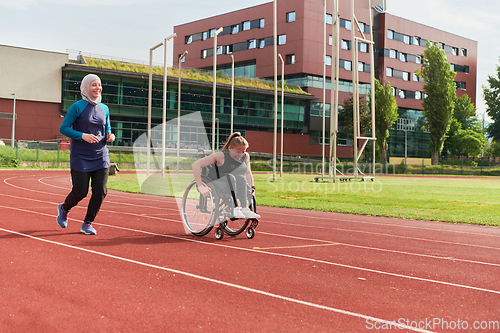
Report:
80,74,102,105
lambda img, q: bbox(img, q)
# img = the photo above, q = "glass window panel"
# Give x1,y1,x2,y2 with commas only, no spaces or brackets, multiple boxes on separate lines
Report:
278,34,286,45
325,55,332,66
326,13,333,24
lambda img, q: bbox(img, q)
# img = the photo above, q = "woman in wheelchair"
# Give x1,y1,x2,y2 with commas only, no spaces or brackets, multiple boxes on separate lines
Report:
191,132,260,220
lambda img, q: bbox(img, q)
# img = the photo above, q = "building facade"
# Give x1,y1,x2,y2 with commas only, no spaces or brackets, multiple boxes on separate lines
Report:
173,0,477,159
0,44,314,155
0,45,68,143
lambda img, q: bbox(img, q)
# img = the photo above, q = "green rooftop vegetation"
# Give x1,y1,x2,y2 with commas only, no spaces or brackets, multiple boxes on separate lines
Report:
81,57,308,95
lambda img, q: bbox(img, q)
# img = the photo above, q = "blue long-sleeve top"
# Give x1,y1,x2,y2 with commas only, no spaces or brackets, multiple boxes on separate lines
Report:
60,99,111,172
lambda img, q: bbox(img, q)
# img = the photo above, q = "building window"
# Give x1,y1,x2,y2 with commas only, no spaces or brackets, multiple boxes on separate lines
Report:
329,35,333,46
248,39,256,49
416,55,422,64
415,91,422,100
386,67,393,77
413,73,419,82
358,22,365,32
202,31,208,41
403,72,409,81
461,48,467,56
399,52,407,62
259,39,266,49
287,54,296,64
413,36,420,46
452,47,458,56
344,20,352,30
398,89,406,99
225,45,233,54
344,60,352,71
186,35,193,44
391,87,396,96
403,35,411,45
358,42,368,53
202,49,208,59
326,13,333,24
259,18,265,28
242,21,251,31
341,40,350,50
325,55,332,66
387,30,394,39
231,25,239,34
456,81,467,90
389,49,397,59
210,29,216,38
216,46,223,55
278,34,287,45
287,11,296,23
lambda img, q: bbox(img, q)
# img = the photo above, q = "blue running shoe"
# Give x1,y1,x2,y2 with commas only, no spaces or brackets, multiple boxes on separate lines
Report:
56,203,69,228
80,221,97,235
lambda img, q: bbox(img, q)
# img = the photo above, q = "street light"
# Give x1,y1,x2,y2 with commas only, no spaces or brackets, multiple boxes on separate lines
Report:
162,33,176,178
231,54,234,134
148,42,163,176
11,93,16,149
215,118,220,150
177,50,188,174
272,0,278,181
212,27,223,153
278,54,284,177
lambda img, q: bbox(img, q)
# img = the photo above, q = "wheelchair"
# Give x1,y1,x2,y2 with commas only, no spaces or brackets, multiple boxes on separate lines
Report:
181,175,259,240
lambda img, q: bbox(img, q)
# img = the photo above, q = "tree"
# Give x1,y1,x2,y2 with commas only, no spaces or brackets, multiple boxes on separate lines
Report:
338,94,372,139
371,79,398,163
444,94,486,157
417,40,456,164
483,58,500,141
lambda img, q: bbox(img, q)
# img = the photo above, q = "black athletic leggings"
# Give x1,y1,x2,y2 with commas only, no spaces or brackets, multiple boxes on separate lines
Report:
62,168,109,222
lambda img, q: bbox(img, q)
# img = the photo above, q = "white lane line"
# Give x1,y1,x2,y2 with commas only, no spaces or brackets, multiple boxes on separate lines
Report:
1,190,500,268
0,204,499,296
0,226,435,333
258,231,500,268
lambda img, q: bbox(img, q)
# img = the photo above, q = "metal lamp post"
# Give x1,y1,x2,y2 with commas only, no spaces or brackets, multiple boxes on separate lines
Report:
148,42,163,176
177,50,188,174
278,54,284,177
272,0,278,181
231,54,234,134
161,33,176,178
212,27,223,152
11,93,16,149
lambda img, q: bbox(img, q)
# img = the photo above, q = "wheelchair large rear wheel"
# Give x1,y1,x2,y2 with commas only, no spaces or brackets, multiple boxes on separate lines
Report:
181,180,217,236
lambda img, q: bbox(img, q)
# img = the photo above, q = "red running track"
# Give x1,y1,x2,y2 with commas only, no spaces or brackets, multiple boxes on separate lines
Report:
0,170,499,332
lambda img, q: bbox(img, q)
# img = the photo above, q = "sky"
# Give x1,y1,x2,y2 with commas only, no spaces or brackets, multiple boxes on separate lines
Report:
0,0,498,120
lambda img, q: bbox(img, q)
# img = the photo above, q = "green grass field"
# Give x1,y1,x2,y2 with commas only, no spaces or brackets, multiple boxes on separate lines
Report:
107,172,500,227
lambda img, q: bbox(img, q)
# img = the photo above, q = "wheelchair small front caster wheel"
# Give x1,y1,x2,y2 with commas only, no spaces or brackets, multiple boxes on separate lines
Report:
245,227,255,239
215,226,224,240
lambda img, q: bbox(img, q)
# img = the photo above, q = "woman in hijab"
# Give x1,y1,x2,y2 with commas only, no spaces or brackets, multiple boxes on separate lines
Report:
56,74,115,235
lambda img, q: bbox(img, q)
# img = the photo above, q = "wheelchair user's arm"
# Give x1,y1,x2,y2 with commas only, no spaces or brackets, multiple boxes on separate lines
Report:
192,152,224,197
244,153,256,191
